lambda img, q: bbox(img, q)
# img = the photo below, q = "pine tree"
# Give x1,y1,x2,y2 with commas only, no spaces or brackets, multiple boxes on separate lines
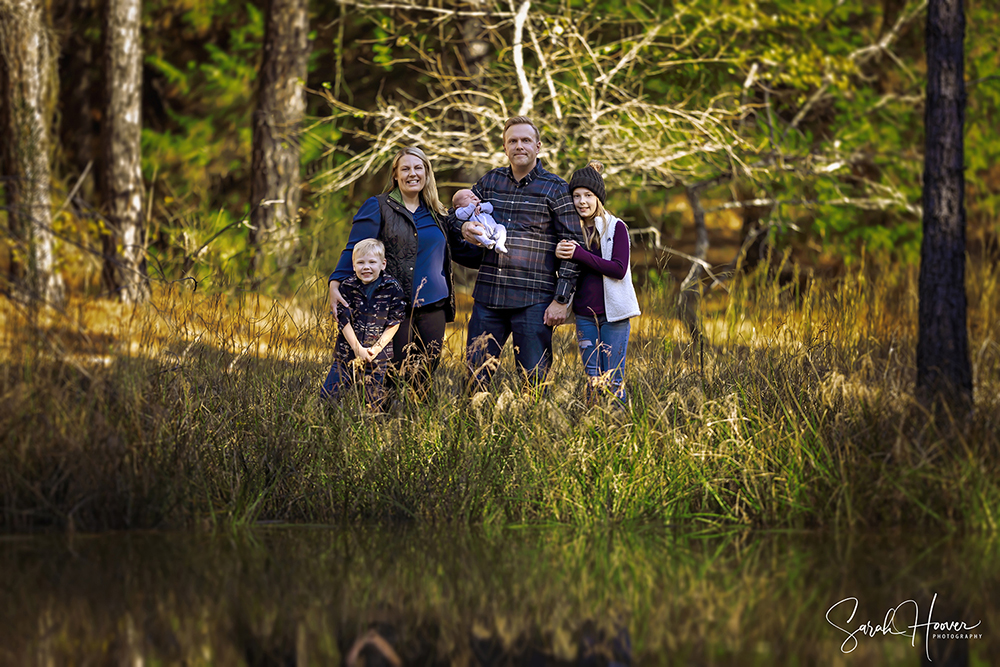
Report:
917,0,972,401
248,0,310,276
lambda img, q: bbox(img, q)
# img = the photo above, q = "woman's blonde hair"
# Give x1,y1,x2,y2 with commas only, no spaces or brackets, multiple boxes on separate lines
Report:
576,161,607,247
385,147,448,216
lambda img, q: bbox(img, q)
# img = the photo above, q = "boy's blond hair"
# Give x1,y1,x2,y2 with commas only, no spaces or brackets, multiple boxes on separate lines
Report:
352,238,385,262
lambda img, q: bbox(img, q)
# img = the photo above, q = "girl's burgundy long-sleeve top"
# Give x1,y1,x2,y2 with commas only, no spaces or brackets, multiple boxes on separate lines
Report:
570,219,629,317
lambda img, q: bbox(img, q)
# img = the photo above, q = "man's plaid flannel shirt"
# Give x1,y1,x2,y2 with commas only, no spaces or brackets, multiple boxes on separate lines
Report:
449,161,585,309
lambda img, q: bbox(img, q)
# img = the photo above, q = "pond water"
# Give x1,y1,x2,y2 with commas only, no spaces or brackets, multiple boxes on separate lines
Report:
1,526,996,665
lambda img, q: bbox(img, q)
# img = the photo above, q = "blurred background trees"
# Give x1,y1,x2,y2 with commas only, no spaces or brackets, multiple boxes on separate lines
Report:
0,0,997,303
100,0,148,303
248,0,310,278
918,0,972,400
1,0,65,305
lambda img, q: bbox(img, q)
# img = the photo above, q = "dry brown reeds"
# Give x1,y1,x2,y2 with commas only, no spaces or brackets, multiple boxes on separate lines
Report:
1,256,998,533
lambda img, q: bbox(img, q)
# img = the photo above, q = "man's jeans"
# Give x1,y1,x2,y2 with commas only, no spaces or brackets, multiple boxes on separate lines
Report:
466,301,552,391
575,313,630,403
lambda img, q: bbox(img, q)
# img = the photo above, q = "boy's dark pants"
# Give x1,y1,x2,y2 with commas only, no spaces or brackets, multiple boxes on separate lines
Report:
321,358,391,410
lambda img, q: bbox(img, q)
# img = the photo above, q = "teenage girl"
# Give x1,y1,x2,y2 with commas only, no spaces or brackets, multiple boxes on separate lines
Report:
555,161,640,405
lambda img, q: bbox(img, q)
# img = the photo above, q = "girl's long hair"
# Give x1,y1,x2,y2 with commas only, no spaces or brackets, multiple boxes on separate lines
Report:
577,161,608,247
385,146,448,216
580,200,607,248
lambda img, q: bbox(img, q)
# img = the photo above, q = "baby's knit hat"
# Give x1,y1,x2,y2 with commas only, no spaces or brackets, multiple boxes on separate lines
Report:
568,161,607,205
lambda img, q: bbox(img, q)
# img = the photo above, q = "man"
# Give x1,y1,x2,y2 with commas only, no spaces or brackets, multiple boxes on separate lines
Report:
452,116,585,391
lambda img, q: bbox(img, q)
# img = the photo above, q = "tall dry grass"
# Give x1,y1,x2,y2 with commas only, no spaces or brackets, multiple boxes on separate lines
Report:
1,256,998,532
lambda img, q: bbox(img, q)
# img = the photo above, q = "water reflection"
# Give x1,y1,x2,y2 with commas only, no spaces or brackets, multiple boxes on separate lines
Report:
1,527,996,665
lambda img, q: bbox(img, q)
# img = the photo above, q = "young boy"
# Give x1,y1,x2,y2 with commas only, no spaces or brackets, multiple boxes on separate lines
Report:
321,238,407,410
453,189,507,254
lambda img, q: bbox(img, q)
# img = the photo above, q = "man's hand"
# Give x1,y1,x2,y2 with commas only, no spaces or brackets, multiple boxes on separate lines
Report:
329,280,348,318
462,220,487,246
543,300,570,327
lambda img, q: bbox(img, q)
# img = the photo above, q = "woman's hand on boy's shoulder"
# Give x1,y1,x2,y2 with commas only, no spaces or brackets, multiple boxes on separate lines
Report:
329,280,349,318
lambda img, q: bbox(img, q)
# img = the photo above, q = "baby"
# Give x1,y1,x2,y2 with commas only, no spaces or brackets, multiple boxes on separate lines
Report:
453,189,507,254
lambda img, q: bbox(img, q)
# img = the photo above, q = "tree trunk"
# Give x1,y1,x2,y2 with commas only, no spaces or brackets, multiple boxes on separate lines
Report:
677,186,708,345
0,0,65,305
733,179,771,273
101,0,148,303
917,0,971,400
452,1,491,290
249,0,309,276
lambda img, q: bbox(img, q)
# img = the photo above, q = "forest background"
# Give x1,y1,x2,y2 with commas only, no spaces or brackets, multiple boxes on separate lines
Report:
3,0,998,300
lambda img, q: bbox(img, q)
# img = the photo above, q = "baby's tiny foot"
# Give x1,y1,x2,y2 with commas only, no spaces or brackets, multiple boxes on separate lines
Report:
494,242,508,254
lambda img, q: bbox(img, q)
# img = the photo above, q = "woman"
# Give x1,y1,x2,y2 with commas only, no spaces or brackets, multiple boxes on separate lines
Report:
328,147,459,397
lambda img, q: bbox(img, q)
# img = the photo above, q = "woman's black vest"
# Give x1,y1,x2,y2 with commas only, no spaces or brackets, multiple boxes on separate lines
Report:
375,190,457,322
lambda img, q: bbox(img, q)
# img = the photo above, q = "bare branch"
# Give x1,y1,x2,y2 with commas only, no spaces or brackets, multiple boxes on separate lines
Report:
852,0,928,65
526,13,561,119
511,0,532,116
306,0,926,262
783,74,833,140
54,160,93,218
336,0,514,20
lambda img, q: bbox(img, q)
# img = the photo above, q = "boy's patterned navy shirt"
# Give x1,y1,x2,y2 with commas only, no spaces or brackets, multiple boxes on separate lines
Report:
335,273,407,362
448,161,585,309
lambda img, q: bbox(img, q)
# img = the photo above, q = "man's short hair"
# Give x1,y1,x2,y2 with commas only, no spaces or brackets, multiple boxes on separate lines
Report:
503,116,540,143
352,238,385,262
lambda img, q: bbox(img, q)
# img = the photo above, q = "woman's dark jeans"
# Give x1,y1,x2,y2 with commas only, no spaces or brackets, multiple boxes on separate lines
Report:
391,299,447,397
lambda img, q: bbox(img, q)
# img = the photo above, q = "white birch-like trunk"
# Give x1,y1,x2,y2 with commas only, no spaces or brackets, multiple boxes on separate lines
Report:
102,0,148,303
0,0,65,305
248,0,309,276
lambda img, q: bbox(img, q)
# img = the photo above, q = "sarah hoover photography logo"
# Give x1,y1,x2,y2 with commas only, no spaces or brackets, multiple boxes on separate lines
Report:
826,593,983,661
